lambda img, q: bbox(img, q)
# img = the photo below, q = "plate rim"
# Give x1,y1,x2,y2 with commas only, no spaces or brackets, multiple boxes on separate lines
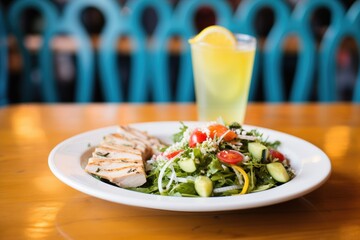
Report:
48,121,332,212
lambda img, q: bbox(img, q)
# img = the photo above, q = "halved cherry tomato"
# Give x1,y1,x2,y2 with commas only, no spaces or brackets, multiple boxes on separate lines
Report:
217,150,244,164
208,124,237,142
189,129,207,148
164,150,183,159
269,149,285,162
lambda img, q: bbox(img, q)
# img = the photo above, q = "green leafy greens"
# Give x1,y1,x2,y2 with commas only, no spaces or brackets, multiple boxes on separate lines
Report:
130,122,295,197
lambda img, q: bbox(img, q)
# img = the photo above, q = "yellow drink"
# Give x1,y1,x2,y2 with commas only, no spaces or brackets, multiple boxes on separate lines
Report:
190,34,256,124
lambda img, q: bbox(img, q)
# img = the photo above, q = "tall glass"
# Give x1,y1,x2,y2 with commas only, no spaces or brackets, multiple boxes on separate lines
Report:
190,34,256,124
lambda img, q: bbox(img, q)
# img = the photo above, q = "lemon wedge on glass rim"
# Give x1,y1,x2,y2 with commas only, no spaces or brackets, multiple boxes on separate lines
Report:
188,25,236,47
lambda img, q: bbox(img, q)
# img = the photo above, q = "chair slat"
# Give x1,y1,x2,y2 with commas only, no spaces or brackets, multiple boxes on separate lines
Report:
8,0,59,102
3,0,360,104
0,5,7,106
318,0,360,102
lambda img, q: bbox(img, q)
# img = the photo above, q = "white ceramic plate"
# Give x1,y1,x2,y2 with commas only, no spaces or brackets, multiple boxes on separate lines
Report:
48,121,331,212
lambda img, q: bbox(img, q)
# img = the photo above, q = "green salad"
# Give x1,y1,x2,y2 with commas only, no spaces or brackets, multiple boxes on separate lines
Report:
131,121,295,197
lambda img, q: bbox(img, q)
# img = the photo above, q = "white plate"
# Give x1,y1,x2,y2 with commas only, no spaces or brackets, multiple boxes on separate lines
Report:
48,121,331,212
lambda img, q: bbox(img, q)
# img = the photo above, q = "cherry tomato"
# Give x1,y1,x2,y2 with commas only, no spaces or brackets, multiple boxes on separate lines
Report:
217,150,244,164
189,129,207,148
164,150,183,159
269,149,285,162
208,124,237,142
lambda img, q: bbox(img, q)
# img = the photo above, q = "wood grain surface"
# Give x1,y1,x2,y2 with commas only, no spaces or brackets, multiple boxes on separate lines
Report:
0,103,359,239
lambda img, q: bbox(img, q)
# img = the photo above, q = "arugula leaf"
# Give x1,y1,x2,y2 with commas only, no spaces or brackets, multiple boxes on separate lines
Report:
207,157,223,175
168,182,197,196
172,122,188,143
264,140,281,149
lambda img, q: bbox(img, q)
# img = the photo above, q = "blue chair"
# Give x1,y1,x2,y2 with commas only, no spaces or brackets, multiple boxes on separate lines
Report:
6,0,360,104
0,6,7,106
348,1,360,102
40,0,98,103
8,0,102,102
317,0,347,102
99,0,147,102
126,0,173,102
233,0,317,102
234,0,291,102
8,0,59,102
234,0,360,103
319,0,360,102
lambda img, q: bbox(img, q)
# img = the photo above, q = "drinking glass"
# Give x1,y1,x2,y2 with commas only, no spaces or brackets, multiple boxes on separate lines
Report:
190,34,256,124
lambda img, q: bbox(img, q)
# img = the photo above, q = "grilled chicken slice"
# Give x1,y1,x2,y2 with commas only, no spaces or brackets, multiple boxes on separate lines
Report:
93,146,143,162
85,125,167,188
113,168,146,188
86,162,146,188
116,126,165,156
87,157,143,170
86,146,146,187
102,133,150,159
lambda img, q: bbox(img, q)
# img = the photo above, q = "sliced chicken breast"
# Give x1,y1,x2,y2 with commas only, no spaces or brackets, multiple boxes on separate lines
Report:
93,146,143,162
85,124,167,188
87,157,143,170
86,165,146,188
103,133,150,159
117,126,165,156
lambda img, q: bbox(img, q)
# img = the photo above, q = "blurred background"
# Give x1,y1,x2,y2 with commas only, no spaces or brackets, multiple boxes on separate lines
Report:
0,0,359,104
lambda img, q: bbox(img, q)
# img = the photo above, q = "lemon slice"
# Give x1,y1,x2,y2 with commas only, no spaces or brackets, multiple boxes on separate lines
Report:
189,25,236,46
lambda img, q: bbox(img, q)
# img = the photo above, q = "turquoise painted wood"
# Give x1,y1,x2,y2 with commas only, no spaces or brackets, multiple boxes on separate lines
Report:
64,0,126,102
41,0,102,102
106,0,155,102
235,0,317,102
0,6,7,106
233,0,293,102
317,0,346,102
4,0,360,103
289,0,320,102
8,0,59,102
348,1,360,102
318,0,360,102
126,0,173,102
99,2,148,102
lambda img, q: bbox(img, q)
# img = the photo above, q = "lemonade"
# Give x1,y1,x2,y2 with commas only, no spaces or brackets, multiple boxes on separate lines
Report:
189,26,256,124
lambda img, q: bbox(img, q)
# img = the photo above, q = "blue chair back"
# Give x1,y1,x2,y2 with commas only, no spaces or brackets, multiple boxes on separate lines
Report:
8,0,59,102
319,0,360,102
0,5,7,106
235,0,360,102
233,0,294,102
126,0,175,102
99,0,146,102
4,0,360,103
40,0,97,102
8,0,100,102
348,1,360,102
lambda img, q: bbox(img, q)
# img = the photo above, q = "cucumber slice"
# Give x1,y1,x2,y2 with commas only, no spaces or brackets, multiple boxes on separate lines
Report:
266,162,290,183
252,184,274,192
248,142,269,161
178,158,196,173
194,176,213,197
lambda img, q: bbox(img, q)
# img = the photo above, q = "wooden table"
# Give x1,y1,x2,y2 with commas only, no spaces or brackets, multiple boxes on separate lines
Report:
1,103,359,239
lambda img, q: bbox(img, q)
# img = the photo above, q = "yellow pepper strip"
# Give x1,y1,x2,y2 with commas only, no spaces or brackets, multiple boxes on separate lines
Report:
231,165,249,194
